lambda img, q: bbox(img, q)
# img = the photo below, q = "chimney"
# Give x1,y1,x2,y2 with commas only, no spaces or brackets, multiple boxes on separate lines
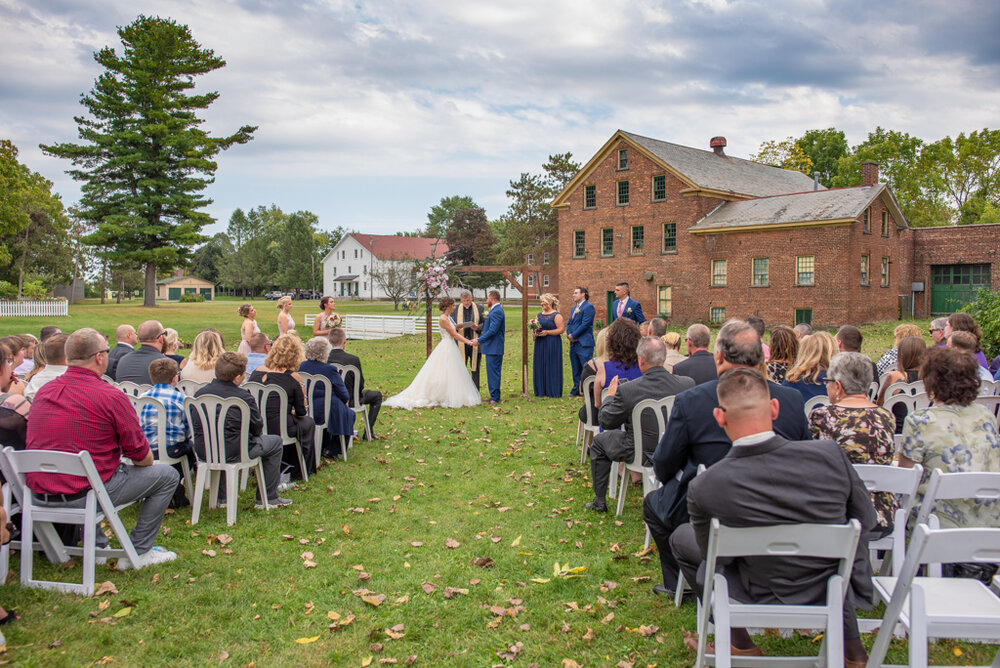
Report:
710,136,727,157
861,161,879,187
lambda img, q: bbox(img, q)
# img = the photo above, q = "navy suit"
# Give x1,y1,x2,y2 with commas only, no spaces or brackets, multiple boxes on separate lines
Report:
477,304,505,402
610,297,645,324
566,300,595,395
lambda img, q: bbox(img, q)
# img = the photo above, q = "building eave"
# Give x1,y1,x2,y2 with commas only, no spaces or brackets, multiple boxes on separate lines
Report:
688,217,857,235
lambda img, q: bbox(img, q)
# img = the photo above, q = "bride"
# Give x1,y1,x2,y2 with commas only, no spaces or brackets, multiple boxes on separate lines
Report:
384,296,482,409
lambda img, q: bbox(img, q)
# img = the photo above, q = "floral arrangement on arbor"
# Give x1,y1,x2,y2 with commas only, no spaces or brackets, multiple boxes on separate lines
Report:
416,260,451,299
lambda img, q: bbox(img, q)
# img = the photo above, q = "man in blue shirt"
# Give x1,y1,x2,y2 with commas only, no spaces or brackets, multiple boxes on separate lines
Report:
245,332,270,375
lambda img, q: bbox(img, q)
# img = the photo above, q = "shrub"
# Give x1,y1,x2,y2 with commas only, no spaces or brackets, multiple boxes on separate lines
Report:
21,280,49,300
0,281,17,299
962,288,1000,360
179,293,205,303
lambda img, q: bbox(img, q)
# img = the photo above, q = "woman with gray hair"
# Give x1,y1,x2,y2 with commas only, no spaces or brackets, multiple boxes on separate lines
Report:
809,351,896,535
299,337,355,458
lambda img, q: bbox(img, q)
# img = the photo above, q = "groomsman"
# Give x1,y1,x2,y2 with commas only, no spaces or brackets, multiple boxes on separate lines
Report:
566,286,595,396
451,290,484,388
610,282,645,324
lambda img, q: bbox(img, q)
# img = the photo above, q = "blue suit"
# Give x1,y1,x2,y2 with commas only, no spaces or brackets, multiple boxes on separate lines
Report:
566,300,595,395
477,304,505,402
610,297,645,324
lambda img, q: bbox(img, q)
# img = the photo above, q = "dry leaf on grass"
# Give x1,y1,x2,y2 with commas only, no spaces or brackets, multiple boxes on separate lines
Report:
582,627,594,645
681,627,699,651
637,624,660,637
442,587,468,599
94,581,118,596
562,658,582,667
601,612,614,624
560,621,570,633
202,549,216,558
471,557,494,568
385,623,405,640
497,641,523,661
218,650,230,661
420,582,435,594
444,538,460,549
362,594,387,607
295,635,320,644
410,541,423,547
600,580,618,592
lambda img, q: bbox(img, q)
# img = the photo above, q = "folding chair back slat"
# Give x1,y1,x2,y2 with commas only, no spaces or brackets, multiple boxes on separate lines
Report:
176,379,207,397
615,396,672,516
244,381,308,481
333,363,371,439
117,381,151,397
914,469,1000,528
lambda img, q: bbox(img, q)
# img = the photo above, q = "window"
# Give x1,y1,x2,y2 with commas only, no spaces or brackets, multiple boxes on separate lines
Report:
348,265,352,273
601,228,614,256
881,257,890,286
543,251,550,265
631,225,644,253
861,254,870,285
662,223,676,252
796,256,815,286
657,285,672,317
584,185,596,209
752,258,769,286
795,308,813,326
618,149,628,170
617,180,629,206
711,259,727,287
354,249,358,258
573,231,585,258
363,266,367,275
863,208,871,234
363,281,367,291
710,307,726,324
527,253,534,265
527,275,535,288
652,175,666,201
881,211,889,236
542,275,550,287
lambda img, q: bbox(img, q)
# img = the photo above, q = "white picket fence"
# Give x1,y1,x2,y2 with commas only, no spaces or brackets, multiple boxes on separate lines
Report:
303,313,420,340
0,300,69,317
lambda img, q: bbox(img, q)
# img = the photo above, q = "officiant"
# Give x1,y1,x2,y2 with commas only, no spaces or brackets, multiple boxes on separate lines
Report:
452,290,484,388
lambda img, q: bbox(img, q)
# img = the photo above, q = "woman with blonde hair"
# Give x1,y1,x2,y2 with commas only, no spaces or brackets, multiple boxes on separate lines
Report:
876,323,923,377
163,328,185,366
661,331,686,372
533,293,565,397
237,303,261,355
276,295,295,335
179,330,224,382
781,330,836,401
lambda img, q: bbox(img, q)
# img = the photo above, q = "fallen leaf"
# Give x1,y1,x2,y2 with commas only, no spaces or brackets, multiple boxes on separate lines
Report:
219,651,229,662
445,538,460,549
681,628,698,651
497,641,523,661
511,535,522,547
601,612,615,624
327,610,341,621
301,551,315,560
954,647,964,657
98,599,110,611
410,541,423,547
490,605,507,617
358,572,371,581
202,549,216,558
562,658,582,667
385,623,406,639
295,635,320,644
370,643,384,653
303,560,317,569
395,595,410,604
216,534,233,546
600,580,619,592
469,578,481,586
361,657,373,667
561,621,570,633
582,627,594,645
405,656,417,666
442,587,468,599
471,556,494,568
362,594,387,607
637,625,660,637
421,582,435,594
112,607,131,618
94,581,118,596
529,577,550,584
491,536,502,543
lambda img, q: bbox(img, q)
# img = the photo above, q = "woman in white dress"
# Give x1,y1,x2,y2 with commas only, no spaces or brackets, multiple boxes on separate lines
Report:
237,303,261,355
385,296,482,409
313,296,342,336
277,295,295,335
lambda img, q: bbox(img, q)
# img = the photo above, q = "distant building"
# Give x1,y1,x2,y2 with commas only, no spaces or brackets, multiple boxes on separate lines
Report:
156,272,215,301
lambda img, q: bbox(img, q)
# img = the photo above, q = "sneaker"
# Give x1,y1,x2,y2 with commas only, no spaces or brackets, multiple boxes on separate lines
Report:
116,546,177,571
255,497,293,510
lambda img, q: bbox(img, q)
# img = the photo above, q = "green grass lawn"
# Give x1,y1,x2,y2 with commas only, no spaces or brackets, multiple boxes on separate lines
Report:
3,303,989,666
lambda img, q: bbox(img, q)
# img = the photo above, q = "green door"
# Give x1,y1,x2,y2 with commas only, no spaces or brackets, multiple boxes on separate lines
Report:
930,264,991,314
168,287,181,300
200,288,212,300
606,291,615,325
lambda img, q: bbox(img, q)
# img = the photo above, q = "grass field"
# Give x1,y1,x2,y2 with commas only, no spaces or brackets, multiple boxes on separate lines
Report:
3,302,988,666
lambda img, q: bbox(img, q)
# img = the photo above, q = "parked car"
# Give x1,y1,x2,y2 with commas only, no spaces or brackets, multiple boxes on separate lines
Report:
264,291,284,300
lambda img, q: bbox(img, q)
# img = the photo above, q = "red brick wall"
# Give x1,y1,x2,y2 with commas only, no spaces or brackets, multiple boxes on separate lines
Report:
910,223,1000,317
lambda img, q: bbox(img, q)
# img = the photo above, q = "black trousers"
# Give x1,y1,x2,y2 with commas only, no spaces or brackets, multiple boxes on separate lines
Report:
460,341,482,388
643,491,683,588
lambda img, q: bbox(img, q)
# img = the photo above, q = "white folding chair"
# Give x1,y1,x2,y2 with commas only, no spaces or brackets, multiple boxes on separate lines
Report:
884,391,931,449
974,395,1000,430
117,381,151,397
803,394,830,416
334,363,372,440
577,375,600,464
615,396,673,516
980,379,999,397
300,372,349,464
852,463,923,577
866,380,881,402
176,379,207,396
243,381,309,482
695,518,861,668
130,395,194,500
2,446,142,595
868,524,1000,668
185,395,271,526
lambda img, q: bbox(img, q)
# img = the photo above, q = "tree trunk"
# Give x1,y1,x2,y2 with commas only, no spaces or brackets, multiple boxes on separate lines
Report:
144,262,157,307
100,257,107,304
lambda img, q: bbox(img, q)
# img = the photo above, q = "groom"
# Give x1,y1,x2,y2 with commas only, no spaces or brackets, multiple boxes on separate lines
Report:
473,290,505,404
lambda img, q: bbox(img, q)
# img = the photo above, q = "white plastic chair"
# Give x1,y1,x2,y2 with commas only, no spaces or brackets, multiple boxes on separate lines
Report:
2,446,142,595
980,378,999,397
185,395,271,526
974,395,1000,430
803,394,830,416
117,381,151,397
615,396,673,517
299,372,349,464
243,381,309,482
577,375,600,464
176,379,207,396
867,524,1000,668
695,518,861,668
130,395,194,500
884,391,931,449
852,464,923,577
866,380,881,402
334,363,372,440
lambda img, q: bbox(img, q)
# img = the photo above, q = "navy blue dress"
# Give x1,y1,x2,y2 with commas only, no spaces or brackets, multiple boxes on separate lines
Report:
299,360,355,454
532,312,563,397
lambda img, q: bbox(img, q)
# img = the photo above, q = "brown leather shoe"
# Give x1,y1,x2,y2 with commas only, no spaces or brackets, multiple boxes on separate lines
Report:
845,660,866,668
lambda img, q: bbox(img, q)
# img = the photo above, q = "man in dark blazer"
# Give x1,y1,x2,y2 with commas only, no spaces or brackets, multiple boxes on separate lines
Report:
609,281,645,324
672,323,717,385
669,367,875,666
451,290,484,388
327,326,382,439
585,337,695,512
565,286,595,396
107,324,137,380
473,290,505,404
643,319,810,596
114,320,166,385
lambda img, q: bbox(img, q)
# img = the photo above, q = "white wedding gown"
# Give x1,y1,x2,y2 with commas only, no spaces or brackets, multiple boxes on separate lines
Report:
384,325,482,409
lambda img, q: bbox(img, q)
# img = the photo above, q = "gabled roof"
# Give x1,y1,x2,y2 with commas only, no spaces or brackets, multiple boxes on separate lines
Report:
323,233,448,263
552,130,819,207
156,275,215,286
687,183,910,234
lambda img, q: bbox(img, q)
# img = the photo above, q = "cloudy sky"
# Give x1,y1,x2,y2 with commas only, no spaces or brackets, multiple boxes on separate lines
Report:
2,0,998,237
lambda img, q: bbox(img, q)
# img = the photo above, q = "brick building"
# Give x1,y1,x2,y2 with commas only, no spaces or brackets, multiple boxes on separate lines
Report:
555,130,998,327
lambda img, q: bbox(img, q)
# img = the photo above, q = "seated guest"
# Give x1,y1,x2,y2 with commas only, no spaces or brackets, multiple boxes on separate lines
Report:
793,322,812,339
250,334,317,479
26,328,179,570
900,347,1000,528
13,334,38,377
647,317,667,339
139,358,194,507
0,341,30,450
107,324,137,380
180,330,224,383
245,332,271,376
23,335,47,383
26,334,69,400
585,338,694,512
669,367,876,667
747,316,769,361
948,331,995,384
929,318,949,348
115,320,167,385
836,325,879,386
39,326,62,342
810,352,896,536
781,331,836,401
578,327,610,427
593,318,643,410
638,321,650,337
673,323,717,385
0,335,32,378
328,327,383,440
875,323,922,377
193,352,289,508
877,335,927,432
163,328,185,366
946,313,990,370
299,337,354,458
766,325,798,383
661,331,686,373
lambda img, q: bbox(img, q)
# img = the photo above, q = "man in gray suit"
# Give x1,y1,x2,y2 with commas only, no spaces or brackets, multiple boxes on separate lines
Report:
114,320,167,385
585,337,695,512
669,367,876,666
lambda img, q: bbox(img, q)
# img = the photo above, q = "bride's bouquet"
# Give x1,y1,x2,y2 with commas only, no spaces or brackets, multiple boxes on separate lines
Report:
323,313,343,330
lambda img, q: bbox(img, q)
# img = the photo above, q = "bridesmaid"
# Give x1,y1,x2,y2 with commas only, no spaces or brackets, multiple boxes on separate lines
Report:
276,295,295,335
313,296,341,336
237,303,260,355
532,293,565,397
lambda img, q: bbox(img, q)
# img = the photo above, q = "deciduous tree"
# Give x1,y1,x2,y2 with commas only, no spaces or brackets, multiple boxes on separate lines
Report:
426,195,477,238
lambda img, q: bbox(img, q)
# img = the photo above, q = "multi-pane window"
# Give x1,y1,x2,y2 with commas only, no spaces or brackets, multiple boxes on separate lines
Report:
354,249,358,258
527,253,534,265
527,275,535,288
861,254,870,285
542,275,550,287
652,175,666,201
662,223,676,252
657,286,672,317
711,259,727,287
601,228,614,256
710,307,726,324
631,225,644,253
881,257,890,286
796,256,815,286
573,231,585,258
584,185,596,209
752,258,769,286
795,309,813,326
543,251,550,265
618,149,628,170
881,211,889,236
617,180,629,206
863,208,871,234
